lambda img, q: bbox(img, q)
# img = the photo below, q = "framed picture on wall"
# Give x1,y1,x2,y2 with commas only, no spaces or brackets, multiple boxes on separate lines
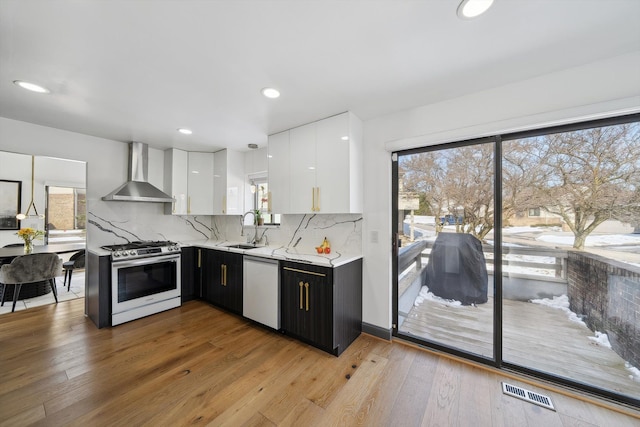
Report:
0,179,21,230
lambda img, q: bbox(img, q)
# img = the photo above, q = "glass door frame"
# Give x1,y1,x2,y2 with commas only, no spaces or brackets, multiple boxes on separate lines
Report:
392,136,503,367
391,113,640,408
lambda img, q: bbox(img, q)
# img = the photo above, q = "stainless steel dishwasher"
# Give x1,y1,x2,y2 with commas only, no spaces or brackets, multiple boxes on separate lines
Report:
243,255,280,330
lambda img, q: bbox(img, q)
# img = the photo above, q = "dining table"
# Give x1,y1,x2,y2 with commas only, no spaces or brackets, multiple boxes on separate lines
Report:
0,242,86,259
0,242,86,300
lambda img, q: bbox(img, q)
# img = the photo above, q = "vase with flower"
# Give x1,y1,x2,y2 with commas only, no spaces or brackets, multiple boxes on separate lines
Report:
16,227,45,254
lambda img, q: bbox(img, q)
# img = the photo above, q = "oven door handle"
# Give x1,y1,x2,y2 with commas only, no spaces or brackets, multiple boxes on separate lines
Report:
112,254,180,269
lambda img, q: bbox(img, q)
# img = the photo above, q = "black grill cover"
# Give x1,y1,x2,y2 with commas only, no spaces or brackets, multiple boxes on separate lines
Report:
425,233,488,305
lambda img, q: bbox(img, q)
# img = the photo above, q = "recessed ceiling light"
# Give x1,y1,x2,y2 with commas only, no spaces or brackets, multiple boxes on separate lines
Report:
457,0,494,19
13,80,50,93
177,128,193,135
261,87,280,99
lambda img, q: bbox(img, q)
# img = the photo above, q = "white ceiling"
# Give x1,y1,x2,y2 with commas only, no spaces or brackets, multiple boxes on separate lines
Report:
1,0,639,153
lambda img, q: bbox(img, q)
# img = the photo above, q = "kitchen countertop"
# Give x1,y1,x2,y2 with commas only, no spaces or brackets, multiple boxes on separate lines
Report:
179,239,362,268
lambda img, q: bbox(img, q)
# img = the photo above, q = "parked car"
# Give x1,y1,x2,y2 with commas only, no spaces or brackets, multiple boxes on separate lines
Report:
439,214,463,225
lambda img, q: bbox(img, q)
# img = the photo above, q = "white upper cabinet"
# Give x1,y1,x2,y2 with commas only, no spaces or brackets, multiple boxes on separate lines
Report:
164,149,214,215
267,131,291,214
164,148,188,215
187,152,214,215
289,123,317,213
268,111,363,214
244,146,268,175
213,149,245,215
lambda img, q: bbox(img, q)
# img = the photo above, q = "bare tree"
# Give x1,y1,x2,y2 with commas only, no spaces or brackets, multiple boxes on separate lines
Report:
510,122,640,249
400,143,495,241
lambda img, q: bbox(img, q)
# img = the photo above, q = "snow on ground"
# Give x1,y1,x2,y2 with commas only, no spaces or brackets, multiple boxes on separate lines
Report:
588,331,612,349
537,233,640,247
625,362,640,382
404,215,436,225
414,286,462,308
502,226,559,234
530,295,587,326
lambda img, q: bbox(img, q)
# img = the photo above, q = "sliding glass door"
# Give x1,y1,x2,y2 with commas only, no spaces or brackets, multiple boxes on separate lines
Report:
394,138,496,360
393,114,640,406
500,120,640,402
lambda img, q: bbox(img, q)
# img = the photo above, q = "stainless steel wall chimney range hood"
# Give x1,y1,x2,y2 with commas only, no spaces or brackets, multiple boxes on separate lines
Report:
102,142,175,203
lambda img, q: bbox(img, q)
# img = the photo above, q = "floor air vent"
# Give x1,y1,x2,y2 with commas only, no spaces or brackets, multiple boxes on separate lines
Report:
502,382,556,411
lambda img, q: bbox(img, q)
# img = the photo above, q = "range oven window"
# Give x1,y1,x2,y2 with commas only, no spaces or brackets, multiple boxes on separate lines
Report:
116,260,177,303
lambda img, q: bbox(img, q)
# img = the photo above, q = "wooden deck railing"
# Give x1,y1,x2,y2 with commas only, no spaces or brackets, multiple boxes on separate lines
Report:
398,239,568,280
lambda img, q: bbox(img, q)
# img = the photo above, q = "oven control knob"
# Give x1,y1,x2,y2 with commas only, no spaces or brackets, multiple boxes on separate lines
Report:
113,251,121,257
129,250,137,256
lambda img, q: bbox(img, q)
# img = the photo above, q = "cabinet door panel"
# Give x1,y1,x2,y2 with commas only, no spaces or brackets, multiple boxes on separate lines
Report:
304,275,333,349
180,246,195,302
213,150,227,214
289,123,317,214
187,152,214,215
223,252,243,314
164,149,189,215
281,273,310,337
316,113,350,213
225,150,245,215
281,263,332,350
203,249,224,305
267,131,290,214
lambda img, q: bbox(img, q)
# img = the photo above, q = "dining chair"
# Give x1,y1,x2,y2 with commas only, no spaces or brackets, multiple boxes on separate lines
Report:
0,244,24,268
0,253,63,312
63,250,85,291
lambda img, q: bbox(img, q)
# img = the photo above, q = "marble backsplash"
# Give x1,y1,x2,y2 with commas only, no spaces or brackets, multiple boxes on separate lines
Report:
88,200,362,254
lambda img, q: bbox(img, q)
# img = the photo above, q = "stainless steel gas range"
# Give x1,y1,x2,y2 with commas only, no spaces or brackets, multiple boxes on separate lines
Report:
100,241,181,326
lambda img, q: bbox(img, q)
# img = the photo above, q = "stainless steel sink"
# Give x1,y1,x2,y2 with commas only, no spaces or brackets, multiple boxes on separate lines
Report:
225,243,258,250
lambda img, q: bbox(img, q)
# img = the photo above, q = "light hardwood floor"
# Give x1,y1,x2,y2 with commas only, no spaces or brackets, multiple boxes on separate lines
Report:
1,299,638,426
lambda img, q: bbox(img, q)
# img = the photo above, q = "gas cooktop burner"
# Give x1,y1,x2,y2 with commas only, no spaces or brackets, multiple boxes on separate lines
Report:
102,240,181,260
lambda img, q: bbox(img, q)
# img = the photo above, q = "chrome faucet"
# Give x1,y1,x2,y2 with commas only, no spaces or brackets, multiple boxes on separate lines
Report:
241,211,259,244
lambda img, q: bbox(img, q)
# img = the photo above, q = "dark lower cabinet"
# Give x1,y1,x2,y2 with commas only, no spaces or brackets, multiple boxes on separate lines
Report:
86,251,111,328
202,249,243,315
180,246,196,302
281,258,362,356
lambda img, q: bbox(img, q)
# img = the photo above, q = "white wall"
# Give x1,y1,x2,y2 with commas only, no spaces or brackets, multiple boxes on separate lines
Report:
0,151,86,246
0,118,178,248
361,51,640,332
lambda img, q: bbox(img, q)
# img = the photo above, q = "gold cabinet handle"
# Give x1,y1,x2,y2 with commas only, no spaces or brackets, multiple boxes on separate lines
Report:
315,187,320,212
283,266,326,277
221,264,227,286
305,282,310,311
197,249,201,268
311,188,315,212
172,196,176,213
187,196,191,214
267,191,272,213
299,281,304,309
222,195,226,214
